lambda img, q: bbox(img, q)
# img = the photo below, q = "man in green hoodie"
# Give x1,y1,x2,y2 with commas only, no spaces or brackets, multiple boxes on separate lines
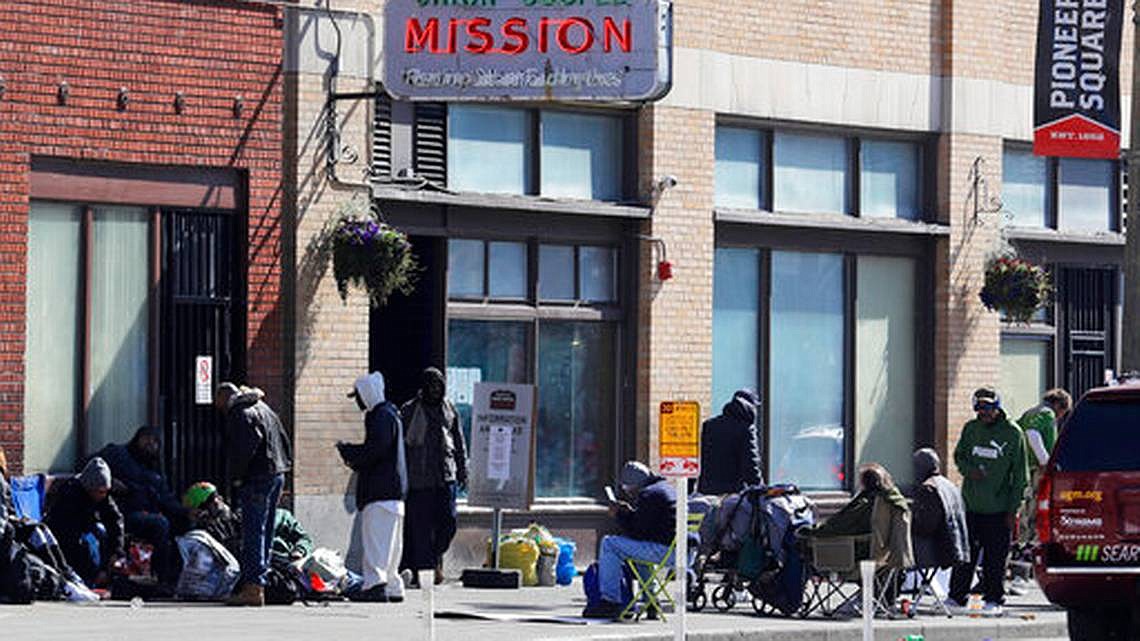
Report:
948,387,1029,616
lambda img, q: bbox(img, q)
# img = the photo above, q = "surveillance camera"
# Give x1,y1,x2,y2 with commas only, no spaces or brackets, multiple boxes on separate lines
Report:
658,175,678,190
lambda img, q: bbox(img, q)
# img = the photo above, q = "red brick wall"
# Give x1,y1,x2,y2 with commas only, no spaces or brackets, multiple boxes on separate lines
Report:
0,0,284,474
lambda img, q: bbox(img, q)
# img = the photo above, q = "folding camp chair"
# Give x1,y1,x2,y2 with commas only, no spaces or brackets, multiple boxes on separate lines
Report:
620,537,678,622
904,565,953,617
9,473,47,521
799,533,909,619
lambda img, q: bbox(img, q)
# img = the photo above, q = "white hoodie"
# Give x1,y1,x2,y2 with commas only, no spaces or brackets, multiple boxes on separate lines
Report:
352,371,407,503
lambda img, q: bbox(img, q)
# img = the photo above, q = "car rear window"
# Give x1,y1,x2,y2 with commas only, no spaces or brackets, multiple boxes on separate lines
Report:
1053,399,1140,472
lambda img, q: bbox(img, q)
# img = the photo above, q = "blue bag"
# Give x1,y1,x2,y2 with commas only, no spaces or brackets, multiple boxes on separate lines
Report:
582,561,632,607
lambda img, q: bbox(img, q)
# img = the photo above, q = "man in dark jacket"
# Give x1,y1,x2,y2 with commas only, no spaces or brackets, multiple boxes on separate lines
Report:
698,389,762,495
215,382,293,607
95,425,187,583
583,461,676,619
44,457,126,587
338,371,407,603
910,448,969,570
399,367,467,586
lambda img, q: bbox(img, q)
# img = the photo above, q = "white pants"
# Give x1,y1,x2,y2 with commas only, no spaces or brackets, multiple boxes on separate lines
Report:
361,501,405,598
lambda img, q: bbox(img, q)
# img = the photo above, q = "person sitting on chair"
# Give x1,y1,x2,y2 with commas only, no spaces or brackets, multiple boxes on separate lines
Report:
910,448,969,570
807,463,913,569
582,461,676,620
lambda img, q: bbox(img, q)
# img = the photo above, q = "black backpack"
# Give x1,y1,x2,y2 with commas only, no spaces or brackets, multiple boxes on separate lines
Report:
264,566,302,605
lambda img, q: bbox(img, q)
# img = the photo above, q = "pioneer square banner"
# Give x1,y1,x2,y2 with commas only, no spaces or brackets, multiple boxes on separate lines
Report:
383,0,672,102
1033,0,1124,158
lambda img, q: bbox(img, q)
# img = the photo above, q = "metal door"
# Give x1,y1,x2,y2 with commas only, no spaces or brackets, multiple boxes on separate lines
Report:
1060,267,1116,400
160,211,245,496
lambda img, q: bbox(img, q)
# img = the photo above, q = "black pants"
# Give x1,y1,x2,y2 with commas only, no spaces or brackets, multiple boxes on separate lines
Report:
400,483,458,571
950,511,1011,605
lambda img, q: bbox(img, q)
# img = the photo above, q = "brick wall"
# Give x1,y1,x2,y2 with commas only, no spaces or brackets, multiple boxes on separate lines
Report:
636,105,717,468
0,0,284,474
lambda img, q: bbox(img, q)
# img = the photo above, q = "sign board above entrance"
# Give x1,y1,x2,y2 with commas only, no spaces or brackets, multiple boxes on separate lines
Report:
382,0,673,102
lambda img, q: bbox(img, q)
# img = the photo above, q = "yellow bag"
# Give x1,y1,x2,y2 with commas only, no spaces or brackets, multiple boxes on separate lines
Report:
485,536,540,586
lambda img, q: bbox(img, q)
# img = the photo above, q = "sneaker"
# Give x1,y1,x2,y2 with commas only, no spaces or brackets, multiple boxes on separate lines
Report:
1008,577,1030,596
981,602,1004,617
225,583,265,607
581,600,625,620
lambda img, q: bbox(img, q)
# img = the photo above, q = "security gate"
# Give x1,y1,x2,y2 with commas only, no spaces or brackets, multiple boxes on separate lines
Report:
1060,267,1116,400
159,211,245,496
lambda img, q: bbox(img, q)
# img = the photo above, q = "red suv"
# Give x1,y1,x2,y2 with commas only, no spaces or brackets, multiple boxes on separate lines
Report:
1034,383,1140,640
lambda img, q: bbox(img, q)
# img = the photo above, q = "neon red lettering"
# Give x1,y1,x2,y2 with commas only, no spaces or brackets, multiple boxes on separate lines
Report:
464,17,494,53
445,18,461,54
538,17,557,53
602,17,631,52
404,17,439,53
556,17,594,54
499,17,529,55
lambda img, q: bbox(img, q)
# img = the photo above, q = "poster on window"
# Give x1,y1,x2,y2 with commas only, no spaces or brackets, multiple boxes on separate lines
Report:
1033,0,1123,159
467,382,536,510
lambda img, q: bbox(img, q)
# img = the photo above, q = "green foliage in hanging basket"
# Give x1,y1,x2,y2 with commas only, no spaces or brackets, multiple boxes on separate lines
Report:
979,256,1051,323
329,212,417,307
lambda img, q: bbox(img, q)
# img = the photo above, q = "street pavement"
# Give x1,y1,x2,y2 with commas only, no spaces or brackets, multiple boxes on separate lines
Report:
0,578,1067,641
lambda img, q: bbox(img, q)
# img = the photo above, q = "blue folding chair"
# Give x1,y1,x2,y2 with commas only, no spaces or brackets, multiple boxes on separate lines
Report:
10,473,47,521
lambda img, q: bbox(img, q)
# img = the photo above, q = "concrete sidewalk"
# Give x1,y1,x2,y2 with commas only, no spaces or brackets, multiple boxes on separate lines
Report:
0,579,1067,641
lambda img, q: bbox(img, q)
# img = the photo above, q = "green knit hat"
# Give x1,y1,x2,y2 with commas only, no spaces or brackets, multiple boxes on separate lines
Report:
182,482,217,510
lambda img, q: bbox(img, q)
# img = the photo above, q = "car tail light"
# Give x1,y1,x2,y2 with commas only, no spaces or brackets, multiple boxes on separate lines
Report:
1036,472,1053,544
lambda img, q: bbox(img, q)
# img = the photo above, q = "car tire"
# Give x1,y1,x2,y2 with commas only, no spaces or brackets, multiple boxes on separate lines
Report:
1068,607,1131,641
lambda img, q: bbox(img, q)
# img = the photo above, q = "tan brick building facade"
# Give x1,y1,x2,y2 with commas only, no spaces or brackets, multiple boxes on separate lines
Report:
284,0,1132,570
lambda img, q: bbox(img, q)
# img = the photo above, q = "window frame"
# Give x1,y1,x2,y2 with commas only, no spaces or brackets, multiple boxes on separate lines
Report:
714,119,933,222
444,104,637,203
712,224,933,493
444,235,626,502
1001,141,1123,233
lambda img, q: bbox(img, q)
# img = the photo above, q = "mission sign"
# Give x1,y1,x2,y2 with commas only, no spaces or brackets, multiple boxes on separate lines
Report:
382,0,673,102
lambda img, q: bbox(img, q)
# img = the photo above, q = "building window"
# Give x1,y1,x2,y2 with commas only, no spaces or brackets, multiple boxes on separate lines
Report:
24,201,151,472
715,124,925,221
447,237,622,499
1002,144,1120,232
999,336,1052,419
712,247,921,491
447,105,626,202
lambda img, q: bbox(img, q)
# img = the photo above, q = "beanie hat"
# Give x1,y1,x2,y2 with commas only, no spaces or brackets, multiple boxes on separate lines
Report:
619,461,653,490
913,448,941,480
183,482,218,510
79,457,112,492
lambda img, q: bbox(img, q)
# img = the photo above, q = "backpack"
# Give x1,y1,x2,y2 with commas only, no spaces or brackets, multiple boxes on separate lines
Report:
264,566,302,605
582,561,633,608
1,545,64,604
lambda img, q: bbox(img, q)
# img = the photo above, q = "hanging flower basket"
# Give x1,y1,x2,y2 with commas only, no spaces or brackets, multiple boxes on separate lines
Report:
979,256,1051,323
328,207,417,307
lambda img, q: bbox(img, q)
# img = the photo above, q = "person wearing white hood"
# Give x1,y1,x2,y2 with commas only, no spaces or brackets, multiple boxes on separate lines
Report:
337,371,407,603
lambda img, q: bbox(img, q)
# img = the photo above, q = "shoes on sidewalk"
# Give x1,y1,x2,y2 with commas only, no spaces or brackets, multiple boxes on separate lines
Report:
980,601,1004,617
1008,577,1030,596
225,584,265,607
581,600,624,620
348,585,390,603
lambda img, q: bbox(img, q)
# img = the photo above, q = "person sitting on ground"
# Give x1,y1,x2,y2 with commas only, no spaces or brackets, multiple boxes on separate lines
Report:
909,448,969,570
582,461,677,620
43,457,126,587
94,425,188,584
697,389,762,496
182,482,314,569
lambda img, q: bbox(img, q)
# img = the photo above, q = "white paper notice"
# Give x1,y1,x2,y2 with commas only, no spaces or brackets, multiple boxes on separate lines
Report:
487,425,512,481
194,356,213,405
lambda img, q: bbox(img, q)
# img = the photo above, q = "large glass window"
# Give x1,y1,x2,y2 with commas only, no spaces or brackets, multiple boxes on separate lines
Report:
712,248,760,410
855,255,916,485
860,140,920,220
446,319,531,454
1001,144,1120,232
447,105,626,201
540,112,622,201
1002,149,1049,227
999,337,1051,419
579,246,616,303
537,323,616,498
88,207,150,451
539,245,575,301
448,239,528,300
715,128,765,209
447,239,484,298
24,202,82,472
774,133,850,215
24,201,152,472
448,105,532,194
1059,158,1115,232
487,241,527,299
770,251,846,490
